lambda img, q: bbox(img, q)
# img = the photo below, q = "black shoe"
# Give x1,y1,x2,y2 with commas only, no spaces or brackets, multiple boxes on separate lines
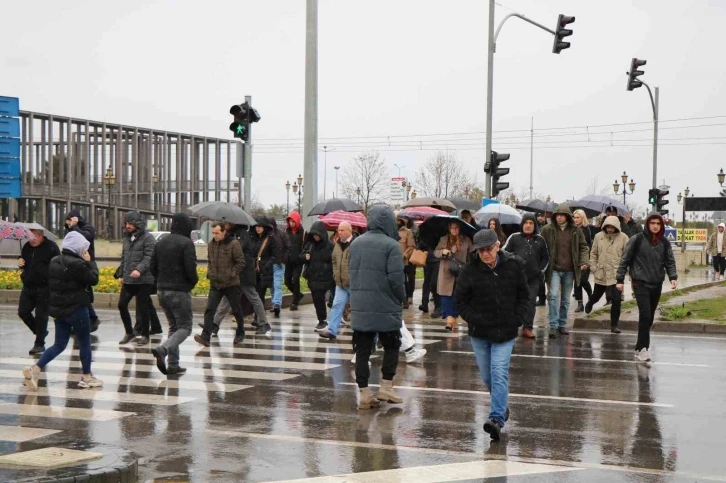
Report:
119,334,136,344
150,347,167,375
574,301,584,313
274,306,281,318
136,336,150,346
233,334,245,346
483,419,503,441
327,301,333,309
558,327,570,335
431,309,441,319
150,329,164,336
194,334,210,347
255,324,272,336
167,366,187,375
314,322,327,331
197,323,218,336
90,318,101,333
548,328,558,339
585,301,593,314
29,345,45,355
611,326,622,334
536,298,546,306
604,300,612,306
418,304,428,313
289,303,299,311
505,407,510,422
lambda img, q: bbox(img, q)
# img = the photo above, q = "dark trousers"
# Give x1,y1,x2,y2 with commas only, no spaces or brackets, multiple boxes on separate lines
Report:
524,277,540,330
285,263,303,301
328,286,336,306
421,261,440,308
203,286,246,338
18,285,50,345
118,283,154,337
588,284,622,326
404,264,416,299
353,330,401,388
574,269,593,302
133,299,163,334
633,283,662,351
311,290,328,322
538,275,546,301
713,254,726,275
256,280,272,310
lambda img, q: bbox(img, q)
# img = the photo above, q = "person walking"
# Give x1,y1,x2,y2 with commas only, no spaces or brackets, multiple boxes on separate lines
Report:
418,235,441,318
117,212,156,346
455,230,529,441
64,210,101,332
284,211,306,310
501,213,549,339
585,216,629,333
540,204,589,338
487,217,507,245
318,222,354,340
349,205,406,409
706,223,726,280
267,217,287,318
573,209,596,313
435,221,473,331
194,222,248,347
460,210,480,231
18,228,60,355
617,213,678,362
149,213,199,375
301,221,335,331
250,216,276,316
22,231,102,391
535,212,549,306
397,215,416,308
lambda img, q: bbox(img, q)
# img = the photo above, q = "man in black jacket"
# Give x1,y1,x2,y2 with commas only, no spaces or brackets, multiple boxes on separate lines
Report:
455,229,530,441
149,213,199,375
65,209,101,332
18,228,60,355
616,212,678,363
502,213,549,339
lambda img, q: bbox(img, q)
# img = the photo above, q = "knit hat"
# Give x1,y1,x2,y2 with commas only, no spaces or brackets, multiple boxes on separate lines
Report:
471,229,499,251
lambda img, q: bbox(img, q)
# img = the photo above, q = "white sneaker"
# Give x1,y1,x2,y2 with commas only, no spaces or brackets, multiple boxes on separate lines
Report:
634,348,650,362
645,349,653,362
22,366,39,391
351,353,356,364
405,348,427,363
78,374,103,389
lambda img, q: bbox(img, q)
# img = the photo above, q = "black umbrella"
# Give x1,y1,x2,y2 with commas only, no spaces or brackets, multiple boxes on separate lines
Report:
308,198,363,216
516,199,557,213
188,201,256,226
445,197,481,212
417,215,477,250
570,195,629,218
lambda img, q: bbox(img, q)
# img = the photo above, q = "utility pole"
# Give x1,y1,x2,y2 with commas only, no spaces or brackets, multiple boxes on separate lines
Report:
334,165,340,198
529,116,534,199
303,0,318,227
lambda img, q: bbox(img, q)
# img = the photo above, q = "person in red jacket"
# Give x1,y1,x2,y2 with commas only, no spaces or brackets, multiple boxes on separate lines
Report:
285,211,305,310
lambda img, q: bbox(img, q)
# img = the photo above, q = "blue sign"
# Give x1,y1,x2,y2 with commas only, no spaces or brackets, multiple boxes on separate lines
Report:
0,96,19,117
482,198,500,207
0,137,20,158
0,96,21,199
0,117,19,138
665,228,677,242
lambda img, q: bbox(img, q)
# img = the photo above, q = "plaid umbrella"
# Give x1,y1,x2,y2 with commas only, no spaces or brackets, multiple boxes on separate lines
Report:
398,206,448,221
0,221,37,242
318,210,367,229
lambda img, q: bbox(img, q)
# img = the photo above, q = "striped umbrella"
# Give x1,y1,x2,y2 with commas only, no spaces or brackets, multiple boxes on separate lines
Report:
398,206,448,221
318,210,367,229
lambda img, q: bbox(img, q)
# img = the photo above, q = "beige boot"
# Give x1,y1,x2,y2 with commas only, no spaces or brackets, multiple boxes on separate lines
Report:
358,387,381,410
376,379,403,404
451,316,459,332
445,316,455,332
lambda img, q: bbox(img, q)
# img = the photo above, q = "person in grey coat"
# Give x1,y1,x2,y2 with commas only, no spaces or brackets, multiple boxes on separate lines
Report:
348,205,406,410
116,211,156,346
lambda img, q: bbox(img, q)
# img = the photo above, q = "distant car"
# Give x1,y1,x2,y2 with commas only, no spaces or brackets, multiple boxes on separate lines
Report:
191,230,207,245
149,231,170,242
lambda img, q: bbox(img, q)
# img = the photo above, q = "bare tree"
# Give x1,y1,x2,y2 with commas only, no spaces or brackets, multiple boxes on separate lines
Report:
414,151,468,198
583,176,613,197
341,151,389,213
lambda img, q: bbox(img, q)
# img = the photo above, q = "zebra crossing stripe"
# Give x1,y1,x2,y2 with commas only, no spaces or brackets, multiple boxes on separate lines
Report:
205,334,445,344
0,383,195,406
0,402,133,421
216,326,464,338
0,424,61,442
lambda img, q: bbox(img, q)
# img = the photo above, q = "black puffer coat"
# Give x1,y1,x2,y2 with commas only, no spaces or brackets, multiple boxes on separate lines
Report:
249,216,275,287
48,249,100,318
301,221,335,292
235,228,258,287
150,213,198,293
64,209,96,260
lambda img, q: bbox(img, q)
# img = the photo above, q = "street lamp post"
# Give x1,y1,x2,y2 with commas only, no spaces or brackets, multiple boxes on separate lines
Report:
103,165,116,239
152,172,158,212
321,146,335,200
355,187,361,206
292,174,303,212
677,186,690,253
718,168,725,187
612,171,636,205
334,166,340,198
285,180,291,215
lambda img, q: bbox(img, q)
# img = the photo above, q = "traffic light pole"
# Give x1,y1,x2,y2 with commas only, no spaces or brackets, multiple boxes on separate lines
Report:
642,81,659,212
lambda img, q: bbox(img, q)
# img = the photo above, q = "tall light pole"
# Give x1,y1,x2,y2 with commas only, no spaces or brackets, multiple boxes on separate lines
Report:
612,171,636,205
303,0,318,227
321,145,335,200
334,166,340,198
285,180,291,215
393,163,405,178
103,165,115,239
292,174,304,213
677,187,690,253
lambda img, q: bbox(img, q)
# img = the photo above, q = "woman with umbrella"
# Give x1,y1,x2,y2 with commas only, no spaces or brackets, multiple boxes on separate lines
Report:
434,220,473,331
486,217,507,245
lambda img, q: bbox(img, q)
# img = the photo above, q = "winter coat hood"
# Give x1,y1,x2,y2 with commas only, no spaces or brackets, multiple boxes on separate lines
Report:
367,205,398,240
65,209,86,225
550,204,574,225
601,215,622,235
268,216,278,229
253,215,271,230
62,231,90,257
645,212,665,243
307,220,329,244
170,213,193,238
520,213,539,234
124,211,147,232
286,211,302,234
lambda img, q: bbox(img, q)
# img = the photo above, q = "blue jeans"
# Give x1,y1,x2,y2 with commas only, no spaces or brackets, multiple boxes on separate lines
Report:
271,264,284,308
471,337,515,426
37,306,92,374
327,286,350,336
548,271,575,328
440,295,458,318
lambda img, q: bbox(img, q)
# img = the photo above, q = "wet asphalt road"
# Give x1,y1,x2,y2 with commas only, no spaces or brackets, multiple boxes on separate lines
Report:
0,287,724,482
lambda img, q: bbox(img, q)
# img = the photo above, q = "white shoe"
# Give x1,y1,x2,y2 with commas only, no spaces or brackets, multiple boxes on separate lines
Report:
645,348,653,362
78,374,103,388
22,366,39,391
634,348,650,362
405,348,427,363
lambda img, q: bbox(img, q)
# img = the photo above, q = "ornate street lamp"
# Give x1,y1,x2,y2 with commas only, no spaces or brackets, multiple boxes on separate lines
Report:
292,174,303,211
355,187,361,205
285,180,291,215
103,165,116,239
613,171,635,205
677,186,690,253
718,168,725,187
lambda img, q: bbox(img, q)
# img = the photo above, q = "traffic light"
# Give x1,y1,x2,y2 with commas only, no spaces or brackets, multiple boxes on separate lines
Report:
648,188,658,205
229,102,261,142
485,151,510,198
656,188,669,216
552,14,575,54
627,58,647,91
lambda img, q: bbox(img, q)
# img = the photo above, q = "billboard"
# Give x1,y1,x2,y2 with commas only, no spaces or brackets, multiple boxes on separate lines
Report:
665,228,708,243
390,177,406,204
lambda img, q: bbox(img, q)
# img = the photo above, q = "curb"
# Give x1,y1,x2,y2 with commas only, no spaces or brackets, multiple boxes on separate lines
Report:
573,317,726,334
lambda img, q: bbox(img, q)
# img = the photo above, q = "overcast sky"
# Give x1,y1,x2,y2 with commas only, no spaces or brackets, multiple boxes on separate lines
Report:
2,0,725,213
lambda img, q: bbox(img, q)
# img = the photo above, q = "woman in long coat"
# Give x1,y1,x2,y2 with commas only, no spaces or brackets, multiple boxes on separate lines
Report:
435,221,472,332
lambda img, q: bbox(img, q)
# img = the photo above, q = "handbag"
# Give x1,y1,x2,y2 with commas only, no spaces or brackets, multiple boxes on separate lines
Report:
256,236,269,273
409,249,428,267
448,256,463,277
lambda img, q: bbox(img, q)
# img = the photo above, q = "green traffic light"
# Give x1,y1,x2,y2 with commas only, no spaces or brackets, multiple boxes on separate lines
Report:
236,125,245,135
649,197,656,204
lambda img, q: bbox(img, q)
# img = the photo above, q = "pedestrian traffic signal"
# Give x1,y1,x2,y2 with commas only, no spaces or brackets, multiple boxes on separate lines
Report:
552,14,575,54
229,102,261,142
627,58,647,91
656,188,669,216
485,151,511,198
648,188,658,205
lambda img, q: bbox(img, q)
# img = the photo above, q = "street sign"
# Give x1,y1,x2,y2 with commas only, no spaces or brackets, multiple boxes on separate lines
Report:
674,228,707,243
0,96,22,198
0,96,19,117
390,177,406,204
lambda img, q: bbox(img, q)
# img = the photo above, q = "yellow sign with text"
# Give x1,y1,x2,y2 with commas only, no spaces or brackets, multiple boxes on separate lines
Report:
674,229,708,243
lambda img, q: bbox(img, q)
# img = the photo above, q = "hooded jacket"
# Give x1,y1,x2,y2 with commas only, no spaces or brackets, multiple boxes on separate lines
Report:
234,227,258,287
19,236,61,288
267,216,286,265
397,216,416,265
47,233,99,318
150,213,198,292
706,224,726,255
301,221,335,292
250,216,275,286
617,212,677,285
207,226,245,289
539,204,590,284
285,211,305,265
64,209,96,260
348,205,405,332
502,213,549,281
119,211,156,285
455,250,529,342
590,216,629,286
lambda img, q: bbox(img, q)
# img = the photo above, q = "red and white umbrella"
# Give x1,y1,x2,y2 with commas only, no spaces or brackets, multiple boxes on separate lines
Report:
398,206,448,221
318,210,367,229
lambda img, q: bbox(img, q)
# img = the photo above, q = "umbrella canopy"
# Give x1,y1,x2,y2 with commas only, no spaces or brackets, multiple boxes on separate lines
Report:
444,197,481,212
402,196,457,212
473,203,522,226
398,206,448,221
308,198,363,216
418,215,477,250
570,195,629,218
317,210,367,229
516,199,557,214
0,221,37,242
188,201,256,226
21,222,58,242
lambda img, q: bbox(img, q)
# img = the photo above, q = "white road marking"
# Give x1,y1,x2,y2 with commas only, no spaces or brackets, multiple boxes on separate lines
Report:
0,424,61,442
0,383,195,406
441,350,710,368
0,402,133,421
